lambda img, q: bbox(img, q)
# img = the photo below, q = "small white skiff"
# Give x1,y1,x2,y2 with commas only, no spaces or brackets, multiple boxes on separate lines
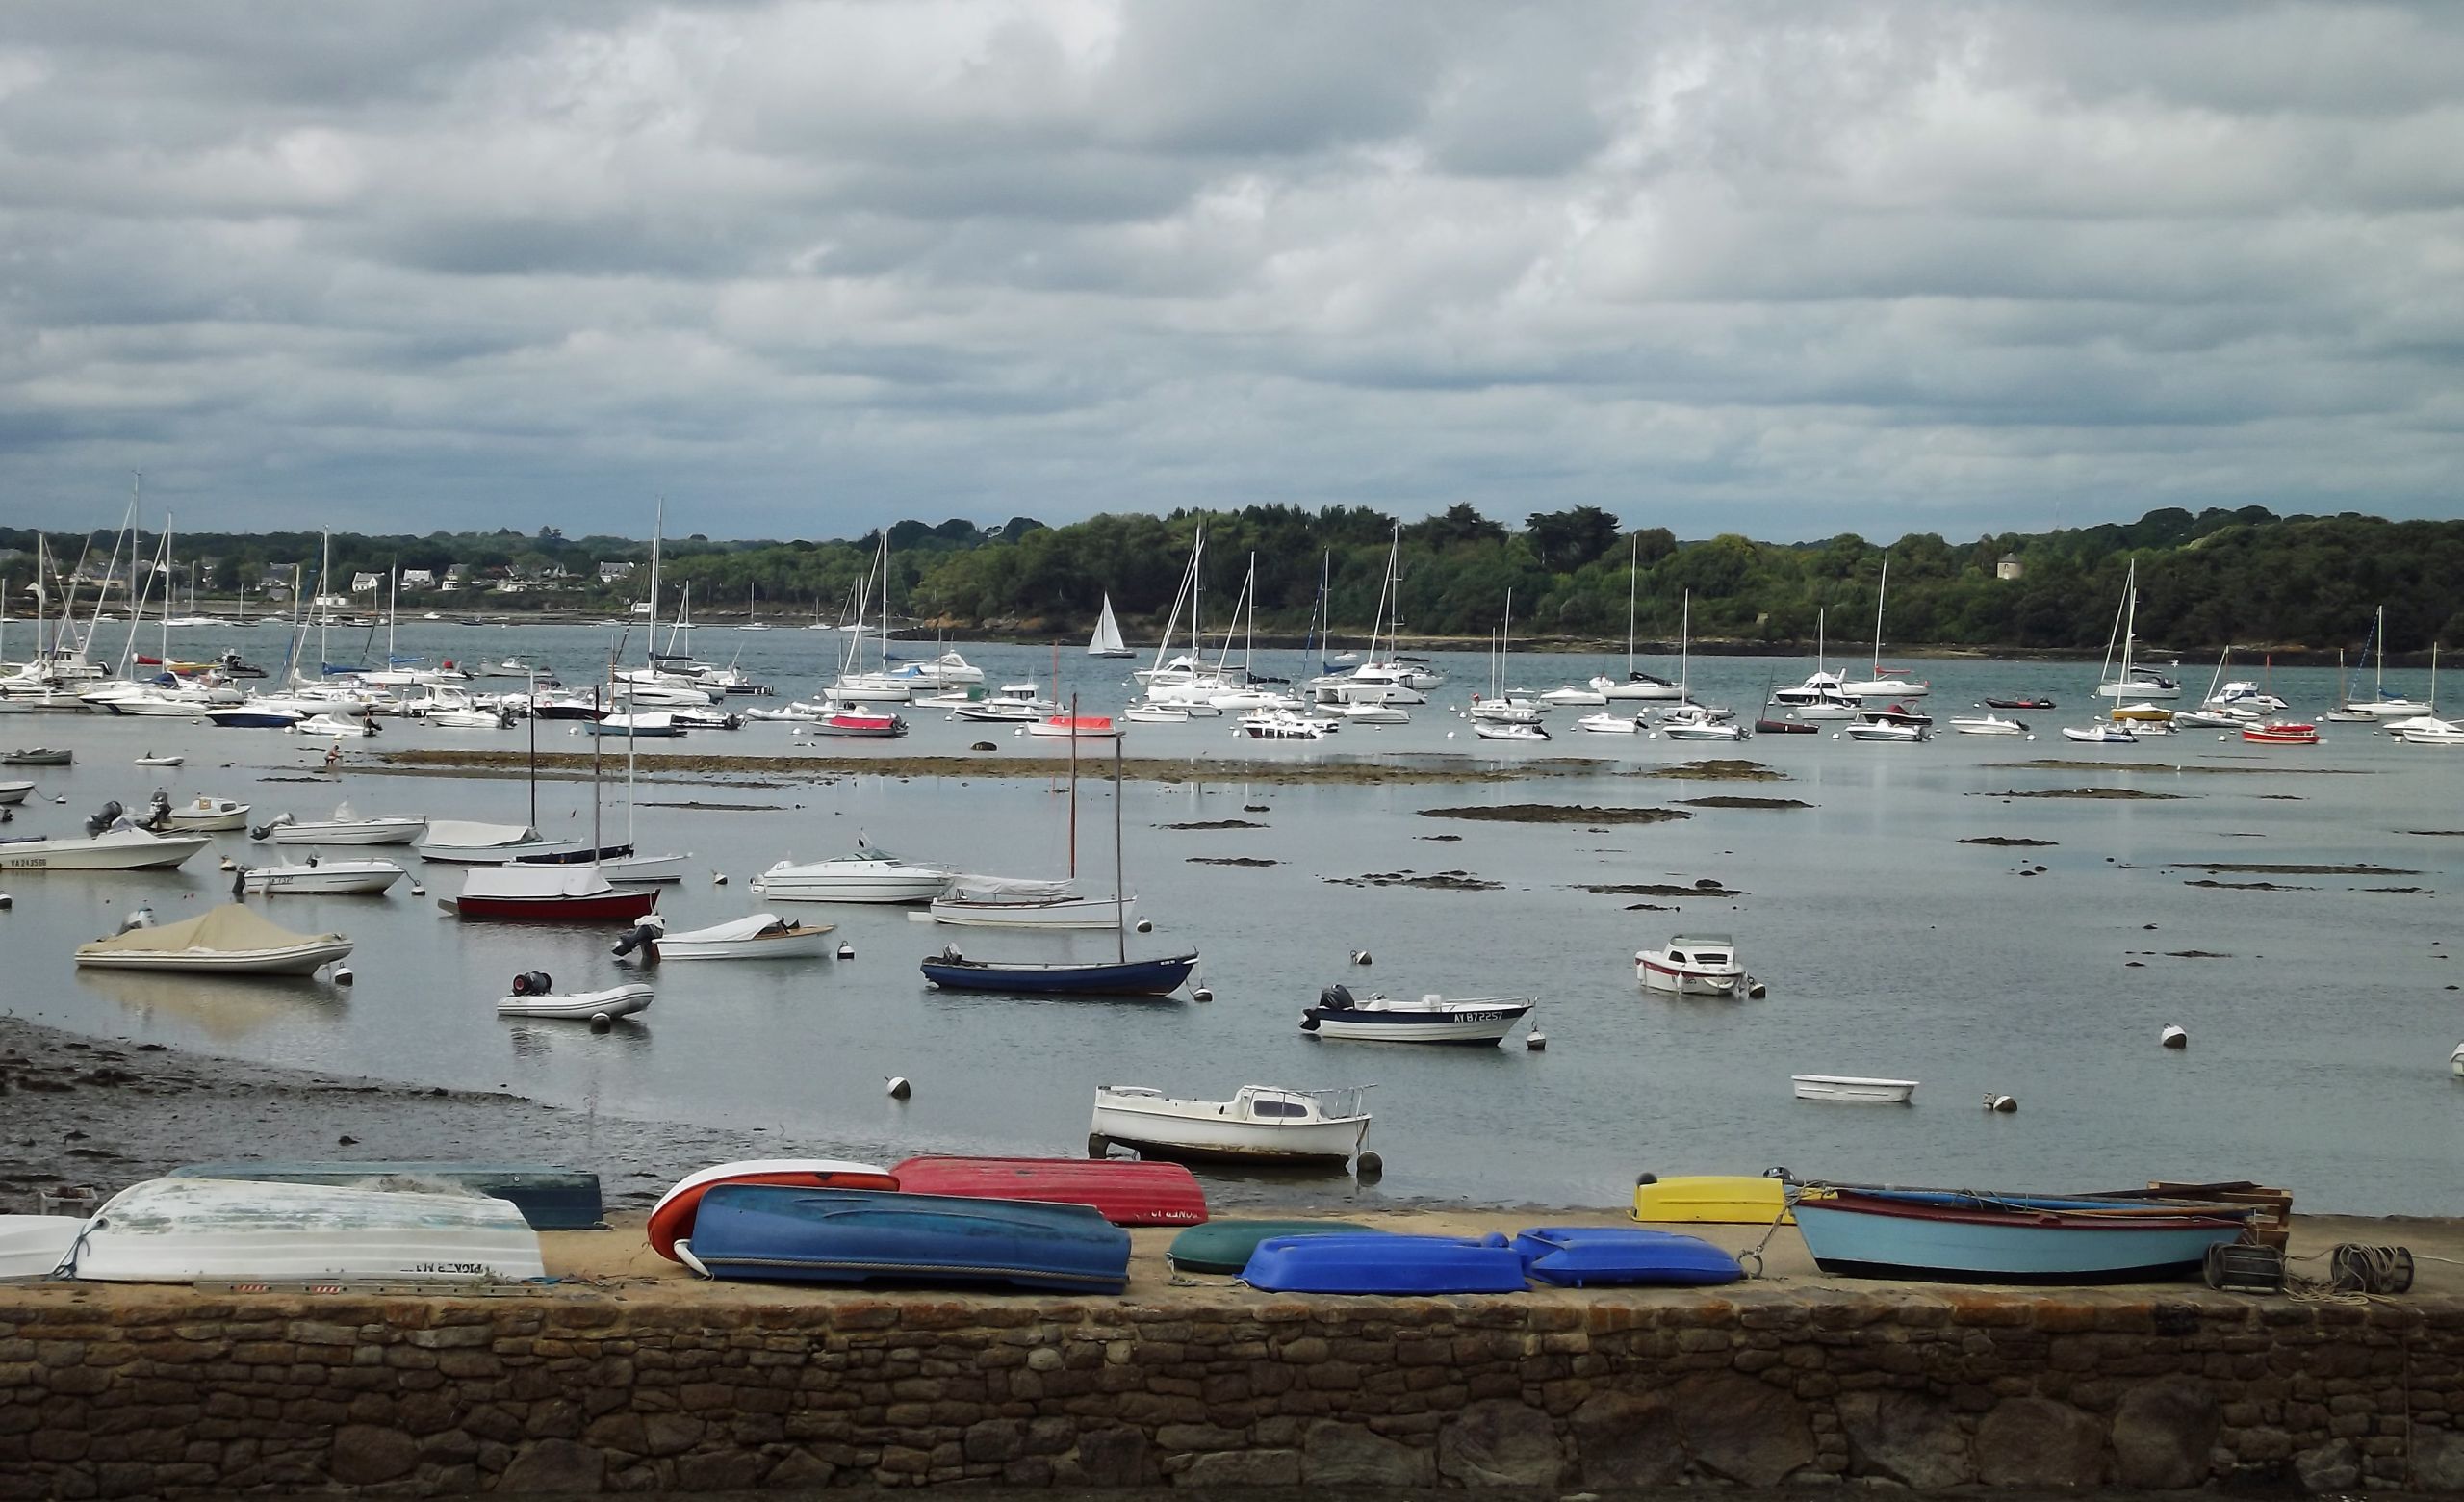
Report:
1791,1075,1918,1104
0,781,35,807
496,981,654,1023
74,905,352,974
1949,714,2028,736
61,1177,546,1283
649,913,835,961
258,806,425,845
241,859,406,896
167,794,252,831
1090,1083,1373,1165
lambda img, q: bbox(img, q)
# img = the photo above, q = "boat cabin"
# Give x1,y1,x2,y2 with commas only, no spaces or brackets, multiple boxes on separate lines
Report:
1664,935,1735,969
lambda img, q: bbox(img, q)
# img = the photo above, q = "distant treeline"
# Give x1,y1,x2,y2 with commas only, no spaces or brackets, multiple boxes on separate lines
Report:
5,504,2459,656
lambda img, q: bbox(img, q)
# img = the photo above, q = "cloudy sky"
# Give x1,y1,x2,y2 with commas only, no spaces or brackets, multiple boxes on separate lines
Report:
3,2,2458,543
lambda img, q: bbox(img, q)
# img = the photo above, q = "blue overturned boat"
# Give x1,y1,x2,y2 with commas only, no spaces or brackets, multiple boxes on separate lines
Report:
675,1185,1132,1294
1789,1184,2258,1284
168,1161,604,1230
1511,1227,1743,1287
919,946,1198,997
1241,1232,1527,1295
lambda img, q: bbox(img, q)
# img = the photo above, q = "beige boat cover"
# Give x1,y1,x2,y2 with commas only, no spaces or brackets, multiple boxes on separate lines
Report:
77,904,343,956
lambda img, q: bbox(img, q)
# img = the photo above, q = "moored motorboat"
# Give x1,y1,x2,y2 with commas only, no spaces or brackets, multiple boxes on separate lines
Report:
1844,718,1929,742
0,780,33,806
166,794,251,831
635,913,835,961
750,843,953,903
1240,1232,1527,1294
1472,720,1550,741
1791,1075,1917,1104
1986,696,2056,710
1300,984,1533,1045
1575,711,1643,734
888,1156,1208,1226
919,946,1198,997
647,1159,902,1260
1,747,71,766
1090,1083,1373,1165
1950,714,2028,736
255,805,425,845
133,752,185,766
674,1185,1132,1294
241,858,406,896
0,819,213,871
167,1162,604,1230
494,974,654,1022
59,1176,547,1283
1753,715,1820,734
2242,721,2320,745
1787,1183,2257,1283
74,905,353,974
1635,935,1752,997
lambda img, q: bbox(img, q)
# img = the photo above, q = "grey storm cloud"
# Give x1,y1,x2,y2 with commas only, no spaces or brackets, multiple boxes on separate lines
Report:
0,0,2457,540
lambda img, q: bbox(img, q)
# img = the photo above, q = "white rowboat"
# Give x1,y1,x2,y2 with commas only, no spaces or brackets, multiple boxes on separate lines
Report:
1792,1075,1918,1104
650,914,835,961
62,1177,545,1284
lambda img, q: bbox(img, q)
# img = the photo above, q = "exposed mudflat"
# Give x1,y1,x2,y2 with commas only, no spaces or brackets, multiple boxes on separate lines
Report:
1978,786,2185,800
1994,759,2362,777
1188,857,1279,868
1962,836,2059,846
2169,862,2420,876
1678,796,1812,810
1324,869,1502,892
373,749,1604,787
1162,818,1267,831
1580,879,1741,898
1626,759,1787,783
1421,803,1689,825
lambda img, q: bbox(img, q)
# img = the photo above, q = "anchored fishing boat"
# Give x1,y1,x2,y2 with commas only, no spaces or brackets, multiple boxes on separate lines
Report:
1636,935,1753,997
1089,1084,1373,1166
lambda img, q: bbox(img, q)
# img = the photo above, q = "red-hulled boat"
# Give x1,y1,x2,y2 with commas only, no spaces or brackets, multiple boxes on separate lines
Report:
889,1156,1209,1226
1026,715,1119,739
449,865,659,922
1753,717,1819,735
812,711,908,738
2242,721,2319,745
647,1159,901,1260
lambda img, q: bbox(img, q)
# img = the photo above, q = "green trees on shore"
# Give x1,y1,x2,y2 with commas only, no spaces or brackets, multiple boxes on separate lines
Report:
5,503,2458,656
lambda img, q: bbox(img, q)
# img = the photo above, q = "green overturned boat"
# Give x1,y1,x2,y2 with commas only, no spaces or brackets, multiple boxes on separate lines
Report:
1166,1218,1384,1275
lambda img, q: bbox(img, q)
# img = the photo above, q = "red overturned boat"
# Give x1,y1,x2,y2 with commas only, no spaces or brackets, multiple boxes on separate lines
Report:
890,1156,1209,1227
648,1159,901,1260
448,866,659,922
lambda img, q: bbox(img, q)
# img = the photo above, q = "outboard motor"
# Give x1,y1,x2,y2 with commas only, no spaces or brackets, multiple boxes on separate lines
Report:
1318,984,1356,1012
84,801,124,838
249,812,293,842
146,789,172,830
509,971,553,997
612,920,662,964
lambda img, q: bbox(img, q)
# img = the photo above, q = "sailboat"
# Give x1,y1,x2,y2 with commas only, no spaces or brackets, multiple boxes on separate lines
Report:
1838,558,1932,700
1471,591,1549,739
830,533,913,703
1660,591,1745,740
1310,529,1438,705
2335,607,2430,719
2063,564,2145,743
739,583,770,631
1767,609,1858,720
919,736,1199,996
1590,532,1683,700
1087,594,1134,659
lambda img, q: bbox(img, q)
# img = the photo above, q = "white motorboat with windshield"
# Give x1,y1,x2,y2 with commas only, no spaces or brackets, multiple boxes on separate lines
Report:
951,683,1056,721
1473,720,1550,742
1,818,213,871
1769,613,1859,719
928,876,1133,929
750,842,954,903
636,912,834,961
1661,715,1744,742
255,805,425,845
1338,702,1409,725
1123,705,1192,724
1089,1084,1373,1165
1541,684,1607,707
1469,696,1543,724
74,904,353,974
887,650,985,687
1791,1075,1917,1104
1949,714,2029,736
166,794,252,831
1576,711,1645,734
1636,934,1752,997
1300,984,1534,1045
1845,718,1928,742
241,858,407,896
1243,708,1331,739
57,1176,546,1284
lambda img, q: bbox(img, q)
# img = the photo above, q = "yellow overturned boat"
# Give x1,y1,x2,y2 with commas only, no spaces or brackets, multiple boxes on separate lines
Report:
1632,1172,1793,1225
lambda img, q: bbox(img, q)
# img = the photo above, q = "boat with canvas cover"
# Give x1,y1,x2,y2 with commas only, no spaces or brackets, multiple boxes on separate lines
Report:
60,1176,547,1284
166,794,251,831
0,819,212,871
674,1185,1131,1294
888,1157,1208,1226
1300,984,1533,1045
494,972,653,1022
1240,1232,1527,1294
920,946,1199,996
1511,1227,1744,1287
74,905,352,974
167,1162,603,1230
449,866,657,922
0,1216,87,1279
416,819,587,865
927,877,1132,929
240,858,405,896
631,913,834,961
1166,1219,1383,1274
1787,1183,2258,1283
1090,1084,1373,1165
648,1160,901,1261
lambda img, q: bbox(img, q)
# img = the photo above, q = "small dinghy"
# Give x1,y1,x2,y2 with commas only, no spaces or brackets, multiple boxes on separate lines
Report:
133,753,185,766
1167,1219,1383,1275
61,1177,546,1283
634,912,835,961
1792,1074,1917,1104
168,1162,603,1230
74,904,352,974
494,973,653,1023
648,1159,901,1260
1788,1183,2259,1283
1090,1084,1373,1165
166,794,250,831
675,1185,1132,1294
888,1156,1207,1226
1510,1227,1743,1287
0,1216,88,1278
1240,1232,1527,1295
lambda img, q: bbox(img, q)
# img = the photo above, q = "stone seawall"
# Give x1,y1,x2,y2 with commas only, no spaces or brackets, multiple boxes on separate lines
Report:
3,1283,2460,1497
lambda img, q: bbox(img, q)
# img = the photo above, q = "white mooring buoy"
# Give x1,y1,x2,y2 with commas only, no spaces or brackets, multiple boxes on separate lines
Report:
2161,1024,2188,1049
1984,1093,2017,1113
330,965,354,987
886,1075,911,1100
1526,1029,1548,1052
837,943,856,960
1349,949,1373,966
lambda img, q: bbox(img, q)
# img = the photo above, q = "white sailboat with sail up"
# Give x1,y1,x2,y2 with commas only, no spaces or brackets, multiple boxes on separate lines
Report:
1087,594,1134,659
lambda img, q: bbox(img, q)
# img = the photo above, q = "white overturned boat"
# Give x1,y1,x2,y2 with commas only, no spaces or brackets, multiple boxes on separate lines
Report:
1636,934,1751,997
496,977,654,1023
645,913,834,961
0,821,213,871
0,1215,87,1278
241,859,406,896
75,905,353,974
417,819,586,865
166,794,251,831
1792,1075,1918,1104
59,1177,545,1283
1300,985,1533,1046
257,805,425,845
1090,1083,1373,1165
750,843,953,903
929,876,1132,929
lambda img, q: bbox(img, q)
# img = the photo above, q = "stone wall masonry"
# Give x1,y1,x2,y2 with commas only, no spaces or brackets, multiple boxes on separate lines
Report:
1,1283,2459,1497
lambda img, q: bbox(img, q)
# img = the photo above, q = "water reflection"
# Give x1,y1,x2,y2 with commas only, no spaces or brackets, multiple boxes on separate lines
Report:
75,967,348,1041
501,1019,653,1056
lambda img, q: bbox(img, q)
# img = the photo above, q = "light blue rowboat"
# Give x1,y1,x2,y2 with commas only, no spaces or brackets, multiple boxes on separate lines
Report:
1790,1185,2255,1284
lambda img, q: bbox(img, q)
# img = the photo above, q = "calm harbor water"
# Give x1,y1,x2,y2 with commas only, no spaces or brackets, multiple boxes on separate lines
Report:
5,622,2458,1215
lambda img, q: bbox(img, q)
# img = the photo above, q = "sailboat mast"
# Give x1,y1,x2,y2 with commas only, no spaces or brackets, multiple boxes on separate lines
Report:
1626,531,1638,676
160,511,174,663
1871,557,1888,678
1113,737,1127,964
1680,589,1692,700
1066,691,1079,880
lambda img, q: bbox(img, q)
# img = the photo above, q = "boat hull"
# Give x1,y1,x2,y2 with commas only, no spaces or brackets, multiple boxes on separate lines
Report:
888,1157,1208,1227
495,983,654,1021
647,1160,902,1260
167,1162,603,1230
1090,1091,1369,1165
1631,1174,1794,1225
1791,1188,2249,1283
0,831,213,870
1792,1075,1917,1104
679,1185,1131,1294
926,895,1133,929
243,862,404,895
1242,1233,1527,1295
1166,1219,1382,1274
656,927,834,961
167,801,251,831
1512,1228,1744,1287
268,820,424,846
455,891,659,922
75,938,353,974
64,1177,546,1284
1300,996,1531,1044
921,952,1197,996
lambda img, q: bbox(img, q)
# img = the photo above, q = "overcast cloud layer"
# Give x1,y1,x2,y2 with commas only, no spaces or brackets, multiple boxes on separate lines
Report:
2,1,2458,541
